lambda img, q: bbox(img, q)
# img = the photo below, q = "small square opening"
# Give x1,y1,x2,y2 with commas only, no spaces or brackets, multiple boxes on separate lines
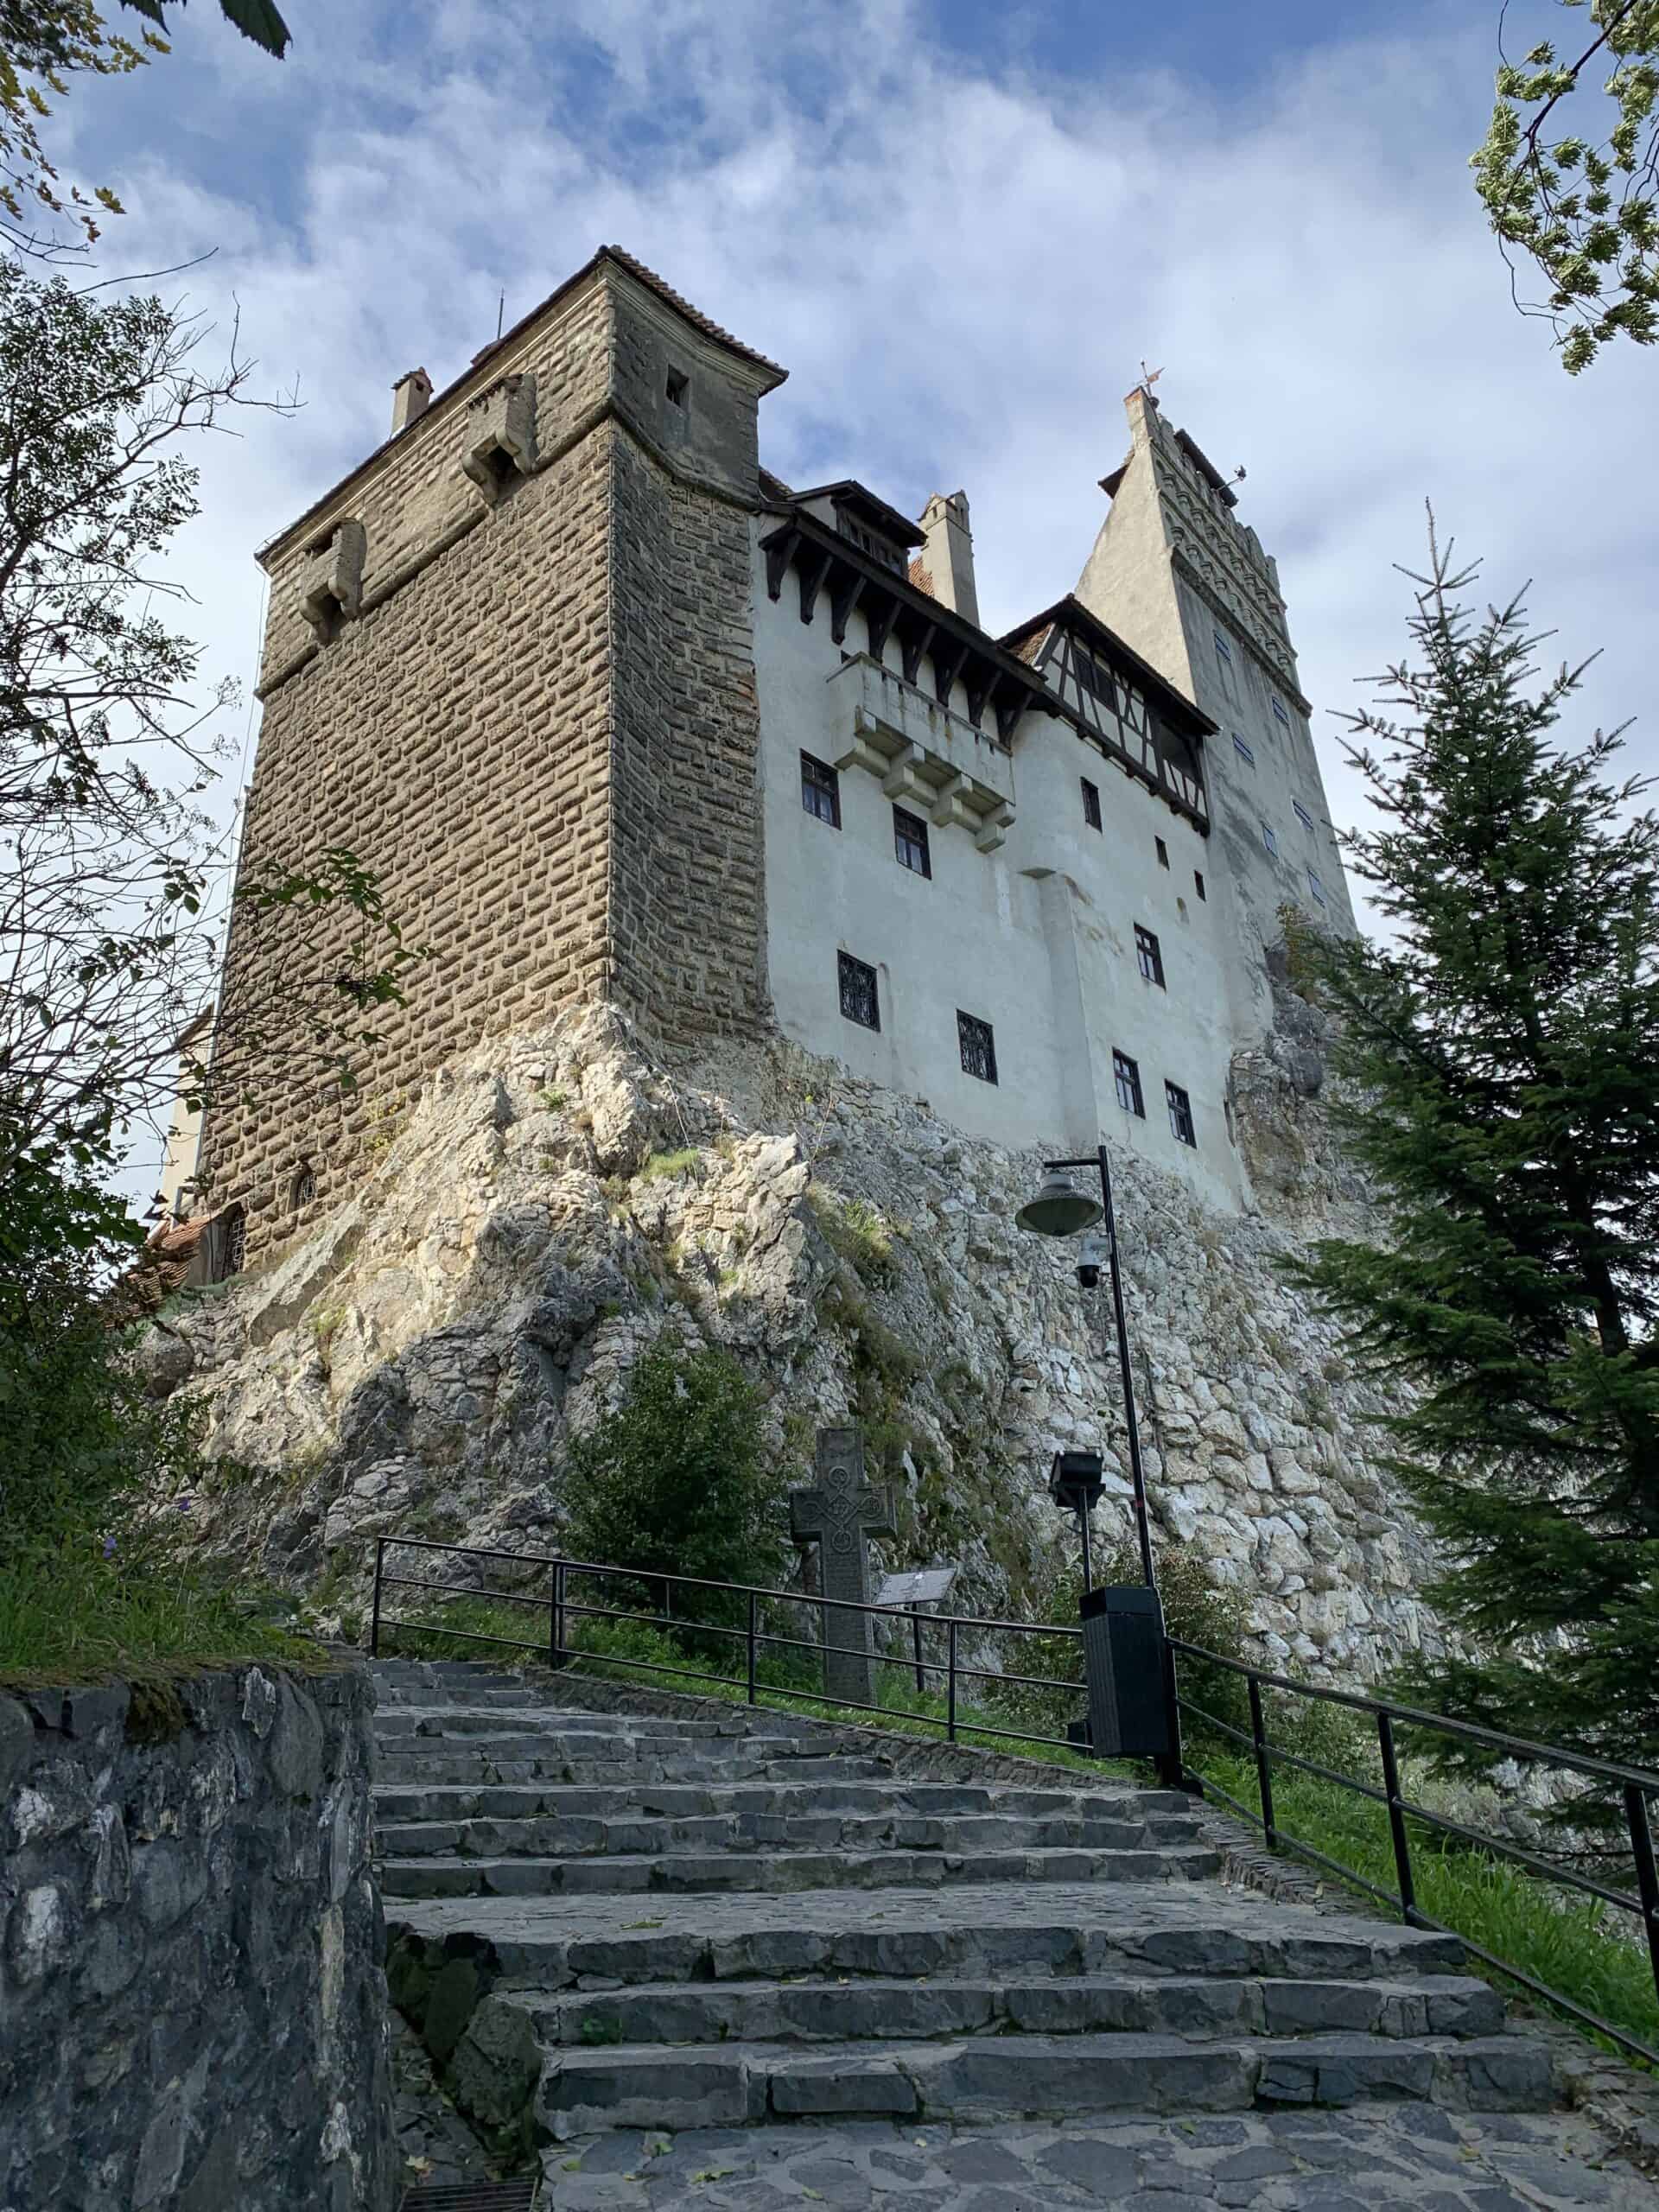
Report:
665,368,689,409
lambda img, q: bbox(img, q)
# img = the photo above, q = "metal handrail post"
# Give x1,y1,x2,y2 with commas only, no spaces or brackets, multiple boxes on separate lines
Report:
747,1592,759,1707
550,1560,566,1670
1624,1783,1659,2012
947,1619,958,1743
1249,1674,1276,1848
1377,1711,1417,1919
370,1537,385,1657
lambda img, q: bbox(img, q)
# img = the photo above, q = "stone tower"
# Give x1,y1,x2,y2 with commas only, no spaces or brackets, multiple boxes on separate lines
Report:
200,249,785,1259
1075,388,1355,1039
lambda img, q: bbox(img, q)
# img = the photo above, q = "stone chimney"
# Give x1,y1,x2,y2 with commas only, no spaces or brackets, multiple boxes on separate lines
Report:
391,367,433,436
918,491,979,627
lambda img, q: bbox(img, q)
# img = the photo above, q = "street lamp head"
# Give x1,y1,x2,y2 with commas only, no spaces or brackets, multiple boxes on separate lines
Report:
1015,1171,1103,1239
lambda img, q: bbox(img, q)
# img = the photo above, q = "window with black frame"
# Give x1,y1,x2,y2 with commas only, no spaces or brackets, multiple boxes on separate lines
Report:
957,1010,997,1084
1135,925,1165,988
1113,1050,1144,1117
801,751,841,827
837,950,880,1031
1166,1080,1197,1147
893,804,931,878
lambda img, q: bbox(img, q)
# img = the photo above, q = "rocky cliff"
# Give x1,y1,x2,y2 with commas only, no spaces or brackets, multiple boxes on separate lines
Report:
142,996,1436,1680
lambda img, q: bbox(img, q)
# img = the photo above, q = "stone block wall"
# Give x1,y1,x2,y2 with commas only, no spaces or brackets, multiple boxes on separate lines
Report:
0,1664,392,2212
609,435,768,1040
202,257,777,1264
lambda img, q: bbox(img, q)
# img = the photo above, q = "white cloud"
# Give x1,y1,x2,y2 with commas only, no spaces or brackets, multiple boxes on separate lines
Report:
54,0,1654,1187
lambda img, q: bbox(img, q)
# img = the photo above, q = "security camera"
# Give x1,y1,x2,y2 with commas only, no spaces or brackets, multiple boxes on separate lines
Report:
1076,1233,1108,1291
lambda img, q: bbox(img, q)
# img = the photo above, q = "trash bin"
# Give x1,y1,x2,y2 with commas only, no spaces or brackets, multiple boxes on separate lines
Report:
1080,1583,1171,1758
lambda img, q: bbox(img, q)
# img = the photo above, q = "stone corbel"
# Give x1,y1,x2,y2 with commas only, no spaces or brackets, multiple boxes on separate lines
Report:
929,775,978,833
880,747,928,804
461,372,538,502
975,802,1014,855
299,517,366,639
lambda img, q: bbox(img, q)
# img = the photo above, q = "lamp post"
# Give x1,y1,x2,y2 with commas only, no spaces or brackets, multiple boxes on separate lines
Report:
1015,1143,1155,1591
1017,1141,1185,1789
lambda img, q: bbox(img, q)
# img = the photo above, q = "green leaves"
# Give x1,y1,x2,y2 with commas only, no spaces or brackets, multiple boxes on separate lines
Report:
1472,0,1659,370
116,0,290,58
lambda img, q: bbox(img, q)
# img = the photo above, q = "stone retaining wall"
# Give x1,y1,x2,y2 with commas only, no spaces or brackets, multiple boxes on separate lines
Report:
0,1662,393,2212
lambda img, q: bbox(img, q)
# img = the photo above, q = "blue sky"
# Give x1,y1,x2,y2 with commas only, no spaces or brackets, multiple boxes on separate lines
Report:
54,0,1656,1142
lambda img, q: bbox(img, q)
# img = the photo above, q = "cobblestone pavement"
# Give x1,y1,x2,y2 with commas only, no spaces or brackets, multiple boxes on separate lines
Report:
540,2107,1656,2210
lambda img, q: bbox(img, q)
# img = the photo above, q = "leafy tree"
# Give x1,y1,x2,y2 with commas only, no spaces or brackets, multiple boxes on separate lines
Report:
1,0,288,257
0,257,421,1268
1284,523,1659,1792
118,1,289,57
561,1340,787,1630
1473,0,1659,372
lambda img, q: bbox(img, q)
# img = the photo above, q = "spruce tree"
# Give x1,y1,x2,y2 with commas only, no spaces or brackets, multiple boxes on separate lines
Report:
1286,524,1659,1789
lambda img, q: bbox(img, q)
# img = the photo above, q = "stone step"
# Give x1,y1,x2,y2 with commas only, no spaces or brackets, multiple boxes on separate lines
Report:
378,1840,1222,1900
533,2031,1554,2133
375,1707,751,1742
376,1808,1193,1859
373,1749,906,1787
519,1969,1506,2048
372,1777,1192,1824
384,1881,1471,1989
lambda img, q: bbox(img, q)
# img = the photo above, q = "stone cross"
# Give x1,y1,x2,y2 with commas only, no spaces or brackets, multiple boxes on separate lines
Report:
789,1426,897,1708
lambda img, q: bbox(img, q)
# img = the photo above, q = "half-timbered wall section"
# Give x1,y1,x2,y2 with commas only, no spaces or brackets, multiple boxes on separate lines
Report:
1001,596,1211,830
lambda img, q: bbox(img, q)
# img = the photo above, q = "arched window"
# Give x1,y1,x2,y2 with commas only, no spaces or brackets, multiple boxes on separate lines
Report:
290,1164,317,1212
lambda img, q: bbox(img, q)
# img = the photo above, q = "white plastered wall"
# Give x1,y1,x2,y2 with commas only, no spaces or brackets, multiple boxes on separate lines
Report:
751,519,1250,1212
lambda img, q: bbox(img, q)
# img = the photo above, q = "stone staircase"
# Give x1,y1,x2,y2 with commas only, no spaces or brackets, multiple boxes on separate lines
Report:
372,1655,1588,2202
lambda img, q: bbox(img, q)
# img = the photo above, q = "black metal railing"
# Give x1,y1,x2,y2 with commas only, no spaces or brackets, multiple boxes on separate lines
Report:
1168,1635,1659,2069
368,1534,1092,1758
365,1534,1659,2069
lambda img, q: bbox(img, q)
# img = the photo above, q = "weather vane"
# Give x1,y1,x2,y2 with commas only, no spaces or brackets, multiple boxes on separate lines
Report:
1139,360,1164,393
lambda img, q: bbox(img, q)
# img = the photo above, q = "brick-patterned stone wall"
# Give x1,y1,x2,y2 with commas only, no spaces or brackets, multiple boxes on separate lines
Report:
200,260,778,1264
608,435,768,1037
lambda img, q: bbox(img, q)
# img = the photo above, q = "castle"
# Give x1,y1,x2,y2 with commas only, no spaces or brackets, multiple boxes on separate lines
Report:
187,246,1354,1262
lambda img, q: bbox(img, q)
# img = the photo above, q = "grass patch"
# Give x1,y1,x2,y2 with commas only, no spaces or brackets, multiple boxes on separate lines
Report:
1200,1747,1659,2067
808,1190,896,1285
638,1147,701,1183
0,1538,314,1691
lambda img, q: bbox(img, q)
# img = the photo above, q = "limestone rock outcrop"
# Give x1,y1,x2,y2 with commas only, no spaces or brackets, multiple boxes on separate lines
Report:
143,1002,1435,1679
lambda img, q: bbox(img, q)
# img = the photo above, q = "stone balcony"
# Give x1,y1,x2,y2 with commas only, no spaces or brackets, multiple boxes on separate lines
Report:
826,654,1015,853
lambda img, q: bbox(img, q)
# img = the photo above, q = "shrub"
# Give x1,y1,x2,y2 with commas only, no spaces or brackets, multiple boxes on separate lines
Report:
559,1340,786,1637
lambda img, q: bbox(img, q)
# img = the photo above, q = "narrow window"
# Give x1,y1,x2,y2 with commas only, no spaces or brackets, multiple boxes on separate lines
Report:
1081,777,1102,830
1213,629,1239,705
1113,1050,1144,1117
1262,823,1279,857
893,804,931,879
957,1010,998,1084
801,751,840,827
838,950,880,1031
1155,836,1170,869
665,368,689,408
289,1164,316,1212
1293,798,1315,832
1232,734,1255,767
1194,870,1206,901
1135,924,1165,988
1166,1081,1197,1147
1272,696,1291,729
1307,868,1327,908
